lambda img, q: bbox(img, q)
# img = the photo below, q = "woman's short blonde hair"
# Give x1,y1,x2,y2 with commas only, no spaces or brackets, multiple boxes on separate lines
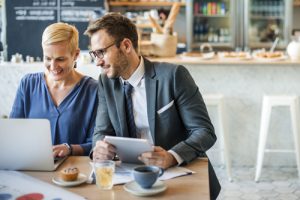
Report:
42,22,79,54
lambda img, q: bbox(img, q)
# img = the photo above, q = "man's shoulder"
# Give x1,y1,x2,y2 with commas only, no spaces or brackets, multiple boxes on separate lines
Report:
99,74,118,88
145,58,187,77
146,57,184,68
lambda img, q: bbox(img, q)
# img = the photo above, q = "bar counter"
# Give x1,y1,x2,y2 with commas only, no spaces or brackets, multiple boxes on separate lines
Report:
1,57,300,167
149,56,300,65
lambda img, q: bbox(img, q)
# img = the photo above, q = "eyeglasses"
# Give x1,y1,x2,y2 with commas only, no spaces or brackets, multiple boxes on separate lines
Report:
89,42,115,60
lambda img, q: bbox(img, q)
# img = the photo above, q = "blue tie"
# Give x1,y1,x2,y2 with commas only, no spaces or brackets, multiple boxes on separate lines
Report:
124,82,137,138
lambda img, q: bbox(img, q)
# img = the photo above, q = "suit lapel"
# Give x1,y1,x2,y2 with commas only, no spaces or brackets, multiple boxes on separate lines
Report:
113,79,129,137
144,58,157,142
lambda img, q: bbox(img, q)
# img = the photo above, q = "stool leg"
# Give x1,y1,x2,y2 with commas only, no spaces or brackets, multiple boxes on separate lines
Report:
219,100,232,182
255,100,272,182
290,99,300,178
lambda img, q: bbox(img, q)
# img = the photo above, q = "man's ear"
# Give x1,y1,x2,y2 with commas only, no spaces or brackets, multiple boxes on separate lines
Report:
121,38,133,53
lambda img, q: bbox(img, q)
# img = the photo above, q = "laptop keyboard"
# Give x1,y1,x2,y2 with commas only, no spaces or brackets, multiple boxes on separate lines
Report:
54,156,65,163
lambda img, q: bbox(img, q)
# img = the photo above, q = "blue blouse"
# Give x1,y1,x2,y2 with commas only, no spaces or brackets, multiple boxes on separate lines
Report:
10,72,98,155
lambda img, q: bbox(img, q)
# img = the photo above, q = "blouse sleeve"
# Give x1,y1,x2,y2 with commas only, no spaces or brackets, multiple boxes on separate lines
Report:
80,92,98,155
78,78,99,155
9,76,27,118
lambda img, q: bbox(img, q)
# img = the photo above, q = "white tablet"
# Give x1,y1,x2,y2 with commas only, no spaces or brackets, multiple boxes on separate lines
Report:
104,136,153,164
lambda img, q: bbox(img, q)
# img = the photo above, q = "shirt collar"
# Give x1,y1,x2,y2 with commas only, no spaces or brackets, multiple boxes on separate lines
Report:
120,56,145,87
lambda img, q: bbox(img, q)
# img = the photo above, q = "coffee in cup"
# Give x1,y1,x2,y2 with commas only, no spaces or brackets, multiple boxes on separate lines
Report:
133,165,164,189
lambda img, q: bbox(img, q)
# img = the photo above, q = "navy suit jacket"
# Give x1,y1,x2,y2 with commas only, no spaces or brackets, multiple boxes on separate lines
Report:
93,58,221,199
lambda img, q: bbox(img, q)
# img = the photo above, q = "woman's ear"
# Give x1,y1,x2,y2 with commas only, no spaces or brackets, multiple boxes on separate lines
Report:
74,48,80,60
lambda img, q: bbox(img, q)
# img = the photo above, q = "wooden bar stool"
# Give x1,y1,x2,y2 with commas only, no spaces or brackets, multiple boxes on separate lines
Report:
255,95,300,182
203,94,232,181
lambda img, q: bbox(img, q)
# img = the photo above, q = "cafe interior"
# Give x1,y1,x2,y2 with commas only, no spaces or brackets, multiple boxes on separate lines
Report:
1,0,300,199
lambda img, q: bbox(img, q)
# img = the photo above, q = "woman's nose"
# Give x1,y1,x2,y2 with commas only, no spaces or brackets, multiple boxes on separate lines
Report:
49,60,57,69
45,60,56,70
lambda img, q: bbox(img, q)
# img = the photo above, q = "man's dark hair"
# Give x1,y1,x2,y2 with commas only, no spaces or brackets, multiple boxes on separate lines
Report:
85,12,138,51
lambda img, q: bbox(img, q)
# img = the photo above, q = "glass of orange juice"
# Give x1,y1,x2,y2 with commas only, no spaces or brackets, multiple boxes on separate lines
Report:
94,160,115,190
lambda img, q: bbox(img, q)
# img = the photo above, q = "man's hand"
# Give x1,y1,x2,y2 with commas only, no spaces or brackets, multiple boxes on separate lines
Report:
53,144,69,158
93,140,116,161
138,146,178,169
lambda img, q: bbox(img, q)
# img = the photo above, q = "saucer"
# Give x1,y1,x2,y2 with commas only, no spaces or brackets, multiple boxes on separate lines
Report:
124,180,167,197
52,173,87,187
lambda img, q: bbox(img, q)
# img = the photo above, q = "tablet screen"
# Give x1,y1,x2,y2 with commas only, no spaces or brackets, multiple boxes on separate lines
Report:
104,136,153,164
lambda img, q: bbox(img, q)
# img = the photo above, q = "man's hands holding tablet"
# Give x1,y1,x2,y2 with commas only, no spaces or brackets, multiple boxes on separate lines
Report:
93,136,177,169
138,146,178,169
93,140,117,161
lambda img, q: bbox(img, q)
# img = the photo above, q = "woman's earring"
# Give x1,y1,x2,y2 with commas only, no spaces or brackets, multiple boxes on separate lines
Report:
74,61,77,68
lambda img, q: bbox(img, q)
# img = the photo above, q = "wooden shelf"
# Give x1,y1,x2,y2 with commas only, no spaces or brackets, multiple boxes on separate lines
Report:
194,14,230,18
108,1,186,7
250,15,284,20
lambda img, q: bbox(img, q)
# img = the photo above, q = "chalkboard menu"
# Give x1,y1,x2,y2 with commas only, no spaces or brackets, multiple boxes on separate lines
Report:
6,0,105,60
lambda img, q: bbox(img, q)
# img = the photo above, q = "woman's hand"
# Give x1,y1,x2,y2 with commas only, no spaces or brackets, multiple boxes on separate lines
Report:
53,144,70,158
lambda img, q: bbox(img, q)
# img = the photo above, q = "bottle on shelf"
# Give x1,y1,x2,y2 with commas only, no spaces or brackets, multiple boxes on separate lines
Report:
220,2,226,15
193,17,199,42
202,1,207,15
194,1,199,14
207,2,211,15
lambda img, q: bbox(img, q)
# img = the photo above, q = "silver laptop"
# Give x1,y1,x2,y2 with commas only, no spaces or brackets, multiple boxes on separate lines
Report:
0,119,66,171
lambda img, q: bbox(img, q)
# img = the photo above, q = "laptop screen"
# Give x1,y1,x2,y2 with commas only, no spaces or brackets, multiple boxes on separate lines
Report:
0,119,60,171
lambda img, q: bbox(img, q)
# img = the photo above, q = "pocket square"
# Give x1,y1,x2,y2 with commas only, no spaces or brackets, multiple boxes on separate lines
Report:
157,100,174,114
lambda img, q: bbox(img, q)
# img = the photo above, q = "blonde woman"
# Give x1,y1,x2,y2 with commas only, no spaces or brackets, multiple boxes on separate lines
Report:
10,22,98,157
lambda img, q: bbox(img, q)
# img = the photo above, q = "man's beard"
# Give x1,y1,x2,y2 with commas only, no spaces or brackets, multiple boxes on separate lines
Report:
110,50,130,79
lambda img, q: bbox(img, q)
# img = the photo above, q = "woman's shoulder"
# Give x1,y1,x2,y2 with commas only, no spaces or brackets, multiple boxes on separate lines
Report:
81,76,98,88
17,72,44,93
20,72,43,84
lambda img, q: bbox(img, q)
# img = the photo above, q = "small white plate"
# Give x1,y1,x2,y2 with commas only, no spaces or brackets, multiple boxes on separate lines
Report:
252,51,287,62
179,52,215,61
52,173,87,187
218,51,252,60
253,55,287,62
124,180,167,197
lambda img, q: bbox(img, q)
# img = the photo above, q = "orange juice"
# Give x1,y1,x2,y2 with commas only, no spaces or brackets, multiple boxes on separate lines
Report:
96,167,114,189
94,160,115,190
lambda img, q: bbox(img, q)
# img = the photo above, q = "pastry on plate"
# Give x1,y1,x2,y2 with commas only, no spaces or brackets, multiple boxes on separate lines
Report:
60,167,79,181
255,51,283,58
219,51,249,58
